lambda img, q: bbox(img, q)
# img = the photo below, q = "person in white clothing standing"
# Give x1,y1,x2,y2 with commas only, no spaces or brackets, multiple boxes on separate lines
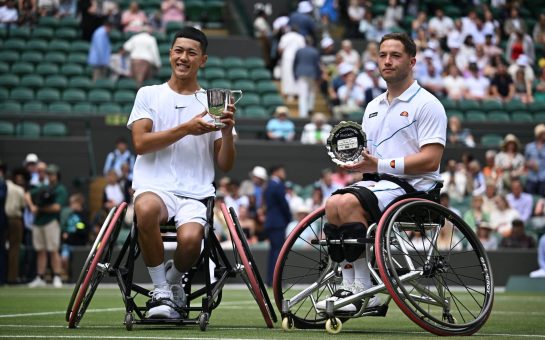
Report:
127,27,237,319
317,32,447,313
122,25,162,88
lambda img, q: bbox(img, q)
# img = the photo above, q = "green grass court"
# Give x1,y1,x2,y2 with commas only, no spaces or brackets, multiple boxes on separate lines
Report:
0,286,544,339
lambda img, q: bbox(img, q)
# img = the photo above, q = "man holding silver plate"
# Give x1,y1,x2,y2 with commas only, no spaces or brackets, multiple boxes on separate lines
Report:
318,32,447,313
126,27,237,319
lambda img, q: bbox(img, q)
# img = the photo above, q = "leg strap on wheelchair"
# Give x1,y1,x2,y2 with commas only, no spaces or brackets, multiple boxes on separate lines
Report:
324,223,344,262
340,222,367,262
332,186,382,225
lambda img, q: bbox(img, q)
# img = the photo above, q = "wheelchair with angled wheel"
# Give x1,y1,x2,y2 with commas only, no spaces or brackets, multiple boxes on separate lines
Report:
66,199,277,331
273,181,494,335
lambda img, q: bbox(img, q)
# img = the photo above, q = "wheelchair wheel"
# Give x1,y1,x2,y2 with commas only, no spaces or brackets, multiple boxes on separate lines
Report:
220,203,274,328
375,198,494,336
273,207,338,329
67,202,128,328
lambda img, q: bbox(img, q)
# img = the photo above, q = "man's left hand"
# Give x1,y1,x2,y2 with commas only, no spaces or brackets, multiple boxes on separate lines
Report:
342,148,378,173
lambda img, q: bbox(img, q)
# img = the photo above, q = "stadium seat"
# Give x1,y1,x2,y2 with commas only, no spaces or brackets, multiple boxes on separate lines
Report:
93,78,117,90
185,0,205,22
3,38,26,51
36,63,60,77
510,111,533,123
458,99,481,112
10,87,34,102
481,100,503,111
244,57,266,69
534,113,545,123
0,62,8,73
487,111,510,122
61,64,85,77
204,67,225,80
504,99,527,112
32,27,54,40
113,90,136,104
67,52,88,65
262,94,284,112
44,52,67,65
97,103,123,115
465,110,487,122
123,103,134,113
21,51,44,64
59,16,80,28
210,79,232,89
68,76,93,90
205,56,223,68
529,101,545,113
223,57,243,68
72,102,96,115
0,120,14,136
480,133,503,147
233,80,256,93
143,78,162,86
256,80,278,95
152,31,167,44
36,88,62,103
198,79,209,89
205,0,225,24
9,27,31,39
44,75,68,89
26,39,49,52
71,41,90,53
0,74,19,88
55,28,78,40
0,51,19,64
166,21,184,35
38,16,59,28
0,87,8,101
48,102,72,114
0,101,21,114
22,102,46,114
116,78,138,91
250,69,271,81
108,29,123,43
238,93,260,107
62,89,86,103
242,106,268,118
226,68,249,81
157,67,172,80
158,42,171,55
10,62,34,76
88,89,112,104
42,122,68,136
48,39,71,53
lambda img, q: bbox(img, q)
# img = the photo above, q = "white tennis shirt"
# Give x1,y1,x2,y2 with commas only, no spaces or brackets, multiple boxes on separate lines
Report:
127,83,222,199
362,80,447,191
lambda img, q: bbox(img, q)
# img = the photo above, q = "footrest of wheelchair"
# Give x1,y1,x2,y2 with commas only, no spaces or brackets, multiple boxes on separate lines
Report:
333,304,388,318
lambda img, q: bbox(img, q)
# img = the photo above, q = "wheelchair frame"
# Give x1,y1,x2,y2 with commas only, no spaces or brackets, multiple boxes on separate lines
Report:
66,200,277,331
274,195,494,336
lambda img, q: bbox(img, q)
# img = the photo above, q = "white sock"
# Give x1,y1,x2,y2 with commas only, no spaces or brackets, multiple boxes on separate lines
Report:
166,261,184,284
353,257,372,289
148,263,168,289
340,261,354,287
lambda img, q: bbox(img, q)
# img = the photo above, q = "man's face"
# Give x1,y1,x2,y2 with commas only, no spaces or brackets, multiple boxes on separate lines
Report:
116,142,128,153
378,39,415,83
170,37,207,81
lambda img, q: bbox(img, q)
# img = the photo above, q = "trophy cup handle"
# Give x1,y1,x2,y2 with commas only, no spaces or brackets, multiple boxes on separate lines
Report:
230,90,243,105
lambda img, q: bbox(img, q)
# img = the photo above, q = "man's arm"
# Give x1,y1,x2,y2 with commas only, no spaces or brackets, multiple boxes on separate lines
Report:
214,103,237,172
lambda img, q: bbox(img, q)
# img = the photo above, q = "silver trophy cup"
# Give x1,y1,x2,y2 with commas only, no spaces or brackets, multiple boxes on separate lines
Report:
205,88,243,128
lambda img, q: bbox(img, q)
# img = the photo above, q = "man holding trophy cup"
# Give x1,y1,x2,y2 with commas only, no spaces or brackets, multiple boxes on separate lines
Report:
318,32,447,313
126,27,238,319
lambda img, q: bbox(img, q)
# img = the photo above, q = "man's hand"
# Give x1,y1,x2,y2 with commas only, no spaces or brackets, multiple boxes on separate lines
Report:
342,149,378,173
219,102,236,135
186,111,219,135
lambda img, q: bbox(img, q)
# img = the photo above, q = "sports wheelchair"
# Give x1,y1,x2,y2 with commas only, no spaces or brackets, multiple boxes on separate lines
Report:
273,184,494,335
66,199,277,330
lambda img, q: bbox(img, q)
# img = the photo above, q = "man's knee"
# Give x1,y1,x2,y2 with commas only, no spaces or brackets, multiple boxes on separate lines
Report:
177,224,203,252
326,194,363,217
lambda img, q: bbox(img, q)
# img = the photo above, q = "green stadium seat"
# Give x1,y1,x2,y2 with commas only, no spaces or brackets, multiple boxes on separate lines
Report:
32,27,54,40
61,64,84,77
534,113,545,123
9,27,31,39
233,80,256,93
480,133,503,147
98,103,123,115
62,89,86,103
185,0,205,22
59,16,80,28
242,106,268,118
204,67,225,80
205,0,224,24
48,102,72,114
42,122,68,136
0,87,8,101
239,93,260,107
44,51,67,64
26,39,48,52
205,56,223,68
10,87,34,102
226,68,249,81
36,88,61,103
210,79,231,88
16,121,41,137
143,78,162,86
262,94,284,112
465,110,487,122
10,62,34,76
21,51,44,64
0,120,15,136
22,102,46,114
530,101,545,113
36,63,60,76
256,80,278,95
166,21,184,35
67,52,87,65
458,99,481,112
198,79,208,89
158,42,171,55
223,57,243,68
55,28,78,40
0,51,19,64
88,89,112,104
116,78,138,91
152,31,167,44
3,38,26,51
487,111,510,122
113,90,136,104
504,99,527,112
37,16,59,28
510,111,533,122
72,102,96,115
0,101,21,114
157,67,172,80
93,78,117,90
250,69,271,81
108,29,123,43
44,75,68,89
481,100,503,111
71,41,90,53
244,57,266,69
0,28,5,39
123,103,134,113
0,62,8,73
68,76,93,90
0,74,20,88
48,39,71,53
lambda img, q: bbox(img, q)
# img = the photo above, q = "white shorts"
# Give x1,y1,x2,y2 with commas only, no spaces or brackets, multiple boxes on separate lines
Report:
351,180,406,211
134,189,208,228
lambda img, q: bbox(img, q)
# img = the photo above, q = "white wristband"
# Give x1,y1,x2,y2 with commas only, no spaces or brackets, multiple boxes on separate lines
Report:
377,157,405,175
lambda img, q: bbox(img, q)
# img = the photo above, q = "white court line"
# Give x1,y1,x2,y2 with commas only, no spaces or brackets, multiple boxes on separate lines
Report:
0,336,269,340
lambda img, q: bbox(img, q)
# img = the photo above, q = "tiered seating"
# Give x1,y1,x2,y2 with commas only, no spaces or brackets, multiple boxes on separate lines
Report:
0,120,68,137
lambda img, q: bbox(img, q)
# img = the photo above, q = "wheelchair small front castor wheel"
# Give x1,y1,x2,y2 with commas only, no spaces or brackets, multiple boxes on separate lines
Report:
325,317,342,334
198,312,209,331
124,313,134,331
281,316,294,331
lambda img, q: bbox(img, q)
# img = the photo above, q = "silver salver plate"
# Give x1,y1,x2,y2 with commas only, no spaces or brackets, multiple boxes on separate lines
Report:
326,121,367,166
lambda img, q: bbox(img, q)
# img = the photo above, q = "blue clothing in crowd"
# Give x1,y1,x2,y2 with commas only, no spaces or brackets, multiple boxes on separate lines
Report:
88,26,111,67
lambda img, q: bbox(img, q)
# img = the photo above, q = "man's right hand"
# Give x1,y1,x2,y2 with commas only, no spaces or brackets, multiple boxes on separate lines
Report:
185,111,219,135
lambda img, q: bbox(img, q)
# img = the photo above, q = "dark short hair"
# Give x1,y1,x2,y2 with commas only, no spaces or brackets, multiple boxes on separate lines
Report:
268,165,284,175
171,27,208,54
512,219,524,228
379,32,417,57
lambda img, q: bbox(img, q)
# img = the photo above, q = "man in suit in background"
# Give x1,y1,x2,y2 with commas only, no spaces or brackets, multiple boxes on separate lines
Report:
264,165,292,286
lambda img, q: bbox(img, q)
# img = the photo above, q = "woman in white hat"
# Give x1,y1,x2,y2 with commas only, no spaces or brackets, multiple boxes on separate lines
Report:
495,133,525,190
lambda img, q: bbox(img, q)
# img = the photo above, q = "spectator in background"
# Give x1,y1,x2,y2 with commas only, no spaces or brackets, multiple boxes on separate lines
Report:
525,124,545,195
504,7,527,35
121,1,147,32
345,0,365,39
30,161,49,188
361,41,379,66
508,54,535,85
482,33,502,59
237,205,258,245
239,166,267,216
333,64,364,119
337,39,360,73
513,67,534,104
530,234,545,277
4,165,26,284
464,61,490,100
506,179,533,223
0,0,19,28
500,219,536,249
495,134,525,188
103,137,135,181
463,195,489,232
285,181,305,219
26,164,68,288
419,61,444,97
482,179,499,215
440,158,467,203
253,6,271,68
122,25,161,88
23,153,39,187
428,8,454,44
224,179,249,216
447,115,475,147
285,203,312,248
56,0,76,17
467,160,486,197
37,0,58,16
293,36,321,118
317,168,342,199
490,195,520,238
266,106,295,141
383,0,402,30
476,222,498,251
264,165,291,286
483,150,501,189
490,61,515,103
88,20,113,82
443,65,466,101
288,1,317,43
439,192,461,216
506,30,535,65
300,112,332,145
534,67,545,97
306,184,324,210
277,25,305,102
533,13,545,46
60,193,90,279
161,0,184,30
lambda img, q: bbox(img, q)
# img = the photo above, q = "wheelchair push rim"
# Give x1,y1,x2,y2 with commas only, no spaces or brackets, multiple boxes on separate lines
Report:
67,202,128,328
375,198,494,336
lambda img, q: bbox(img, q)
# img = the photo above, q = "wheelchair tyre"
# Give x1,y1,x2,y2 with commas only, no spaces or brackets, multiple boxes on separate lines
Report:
220,203,274,328
273,207,344,329
375,198,494,336
67,202,128,328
